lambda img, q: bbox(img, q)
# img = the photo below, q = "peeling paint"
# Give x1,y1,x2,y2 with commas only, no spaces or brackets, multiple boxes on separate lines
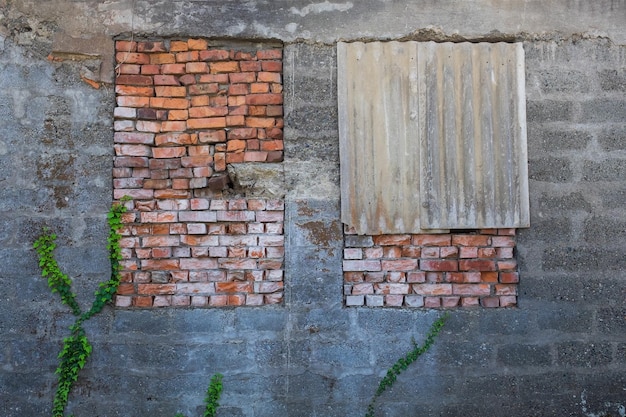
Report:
290,1,353,17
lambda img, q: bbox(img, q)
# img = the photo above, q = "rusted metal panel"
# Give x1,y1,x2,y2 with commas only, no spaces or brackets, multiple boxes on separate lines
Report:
418,42,529,229
338,41,529,235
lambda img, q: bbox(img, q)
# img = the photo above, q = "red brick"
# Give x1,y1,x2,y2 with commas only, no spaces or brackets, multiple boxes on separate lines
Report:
374,283,410,295
161,64,186,74
498,228,516,236
187,117,226,129
154,75,181,85
257,49,282,59
225,153,244,163
266,105,283,116
199,73,230,83
495,284,517,296
228,96,246,106
498,260,518,271
499,272,519,283
150,97,189,109
117,64,140,74
133,296,153,307
500,296,517,307
373,235,411,246
257,72,281,83
175,51,199,62
478,247,497,258
412,234,451,246
114,156,149,167
420,259,458,272
407,271,426,283
481,297,500,308
452,234,490,246
117,96,151,108
345,272,364,283
216,282,253,293
381,259,418,271
182,155,213,167
155,133,193,146
155,86,186,97
141,65,160,75
227,128,257,140
250,83,269,93
116,52,150,65
116,85,154,96
461,297,480,307
421,247,440,258
114,132,155,144
492,236,516,247
141,259,180,270
199,49,229,61
459,259,497,271
246,93,283,105
198,131,226,143
152,147,186,158
116,40,137,52
343,260,381,272
413,283,452,296
261,61,282,72
255,282,284,293
160,121,187,132
186,62,209,73
246,117,276,128
189,106,228,118
481,271,499,282
452,283,491,296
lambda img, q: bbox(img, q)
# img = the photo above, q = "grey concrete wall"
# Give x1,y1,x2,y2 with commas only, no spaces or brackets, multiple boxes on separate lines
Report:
1,2,625,416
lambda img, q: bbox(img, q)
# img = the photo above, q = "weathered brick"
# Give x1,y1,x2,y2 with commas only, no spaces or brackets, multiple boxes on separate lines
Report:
412,234,452,246
420,259,458,272
343,260,382,272
412,283,452,296
246,93,283,105
452,284,491,296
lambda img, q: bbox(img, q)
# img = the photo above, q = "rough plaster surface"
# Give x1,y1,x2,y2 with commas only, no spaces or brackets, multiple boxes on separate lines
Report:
0,2,625,416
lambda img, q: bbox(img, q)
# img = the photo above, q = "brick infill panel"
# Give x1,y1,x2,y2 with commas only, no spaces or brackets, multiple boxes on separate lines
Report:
113,39,284,202
115,198,284,308
343,227,519,308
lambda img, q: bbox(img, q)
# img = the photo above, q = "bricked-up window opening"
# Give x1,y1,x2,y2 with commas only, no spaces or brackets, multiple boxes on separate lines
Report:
337,41,528,308
113,39,284,308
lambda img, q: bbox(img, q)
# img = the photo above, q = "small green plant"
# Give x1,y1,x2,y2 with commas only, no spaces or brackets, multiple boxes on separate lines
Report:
173,373,223,417
33,197,129,417
365,313,449,417
203,373,223,417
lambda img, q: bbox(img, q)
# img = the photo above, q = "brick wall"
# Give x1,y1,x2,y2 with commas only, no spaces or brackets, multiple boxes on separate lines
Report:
343,227,519,308
113,39,284,307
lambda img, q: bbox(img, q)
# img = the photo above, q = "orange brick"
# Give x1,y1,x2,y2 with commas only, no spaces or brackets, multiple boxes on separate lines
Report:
152,146,186,158
270,83,283,93
229,83,249,95
214,152,226,171
116,52,149,64
246,117,276,128
160,121,188,132
188,38,208,50
188,83,220,95
150,53,176,64
116,85,154,96
170,40,189,52
186,62,209,73
155,133,193,146
182,155,213,167
150,97,189,109
246,93,283,105
412,234,452,246
452,283,491,296
116,40,137,52
137,41,167,52
175,51,200,62
452,234,491,246
226,115,245,126
257,72,281,83
168,109,189,120
210,61,240,73
161,64,186,74
198,73,229,83
187,117,226,129
189,106,228,118
141,259,180,270
155,86,187,97
499,272,519,283
216,282,253,294
117,96,150,108
230,72,256,83
481,271,499,282
225,153,244,163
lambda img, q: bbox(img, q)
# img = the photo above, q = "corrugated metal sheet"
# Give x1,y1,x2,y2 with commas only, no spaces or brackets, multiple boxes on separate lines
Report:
338,41,529,235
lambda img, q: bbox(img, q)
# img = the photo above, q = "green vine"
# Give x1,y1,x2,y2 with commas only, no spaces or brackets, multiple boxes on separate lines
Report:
33,197,129,417
203,373,223,417
365,313,449,417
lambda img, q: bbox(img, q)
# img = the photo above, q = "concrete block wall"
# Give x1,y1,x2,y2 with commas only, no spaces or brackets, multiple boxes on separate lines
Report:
0,2,625,416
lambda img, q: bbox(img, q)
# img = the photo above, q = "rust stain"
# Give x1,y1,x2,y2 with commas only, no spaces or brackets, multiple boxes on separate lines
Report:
299,220,342,248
